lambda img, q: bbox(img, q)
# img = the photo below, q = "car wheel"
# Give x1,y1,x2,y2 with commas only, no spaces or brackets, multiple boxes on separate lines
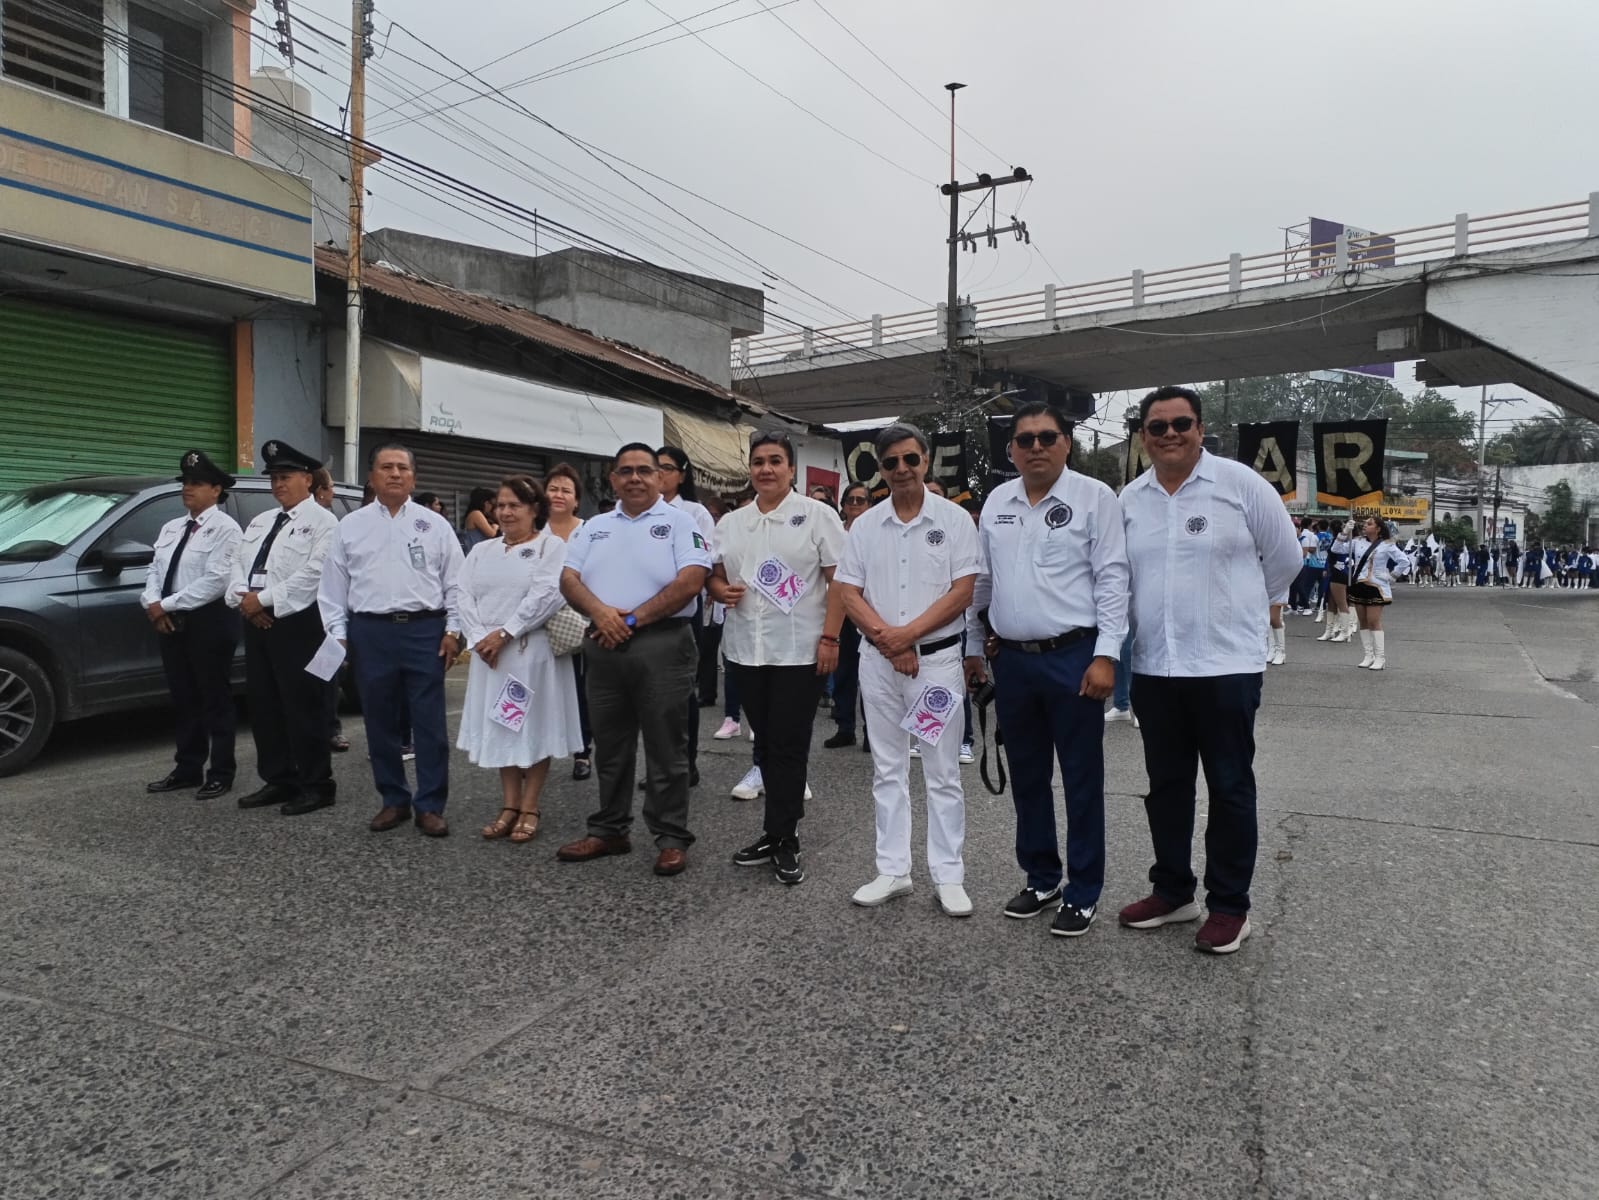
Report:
0,648,56,777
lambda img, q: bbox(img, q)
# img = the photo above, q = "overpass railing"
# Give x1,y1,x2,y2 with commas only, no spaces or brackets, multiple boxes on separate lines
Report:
737,194,1599,369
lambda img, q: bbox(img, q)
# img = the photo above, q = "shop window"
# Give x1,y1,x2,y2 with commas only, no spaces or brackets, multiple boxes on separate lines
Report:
127,3,204,142
1,0,106,107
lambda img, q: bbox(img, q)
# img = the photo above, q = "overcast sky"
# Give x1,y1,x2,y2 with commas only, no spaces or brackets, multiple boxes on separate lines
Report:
265,0,1598,432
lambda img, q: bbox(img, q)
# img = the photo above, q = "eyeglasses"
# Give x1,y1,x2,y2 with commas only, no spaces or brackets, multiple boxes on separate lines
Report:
879,452,922,471
613,465,656,478
1144,416,1197,437
842,495,869,505
656,462,681,473
1012,430,1062,450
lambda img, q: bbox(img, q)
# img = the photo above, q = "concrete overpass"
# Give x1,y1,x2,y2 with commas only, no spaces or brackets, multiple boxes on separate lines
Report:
735,197,1599,425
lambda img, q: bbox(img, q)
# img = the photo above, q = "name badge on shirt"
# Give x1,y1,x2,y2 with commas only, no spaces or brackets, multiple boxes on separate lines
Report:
407,542,427,570
749,555,805,614
248,571,268,591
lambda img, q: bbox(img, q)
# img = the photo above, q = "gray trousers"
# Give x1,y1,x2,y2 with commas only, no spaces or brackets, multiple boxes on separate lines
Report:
583,623,698,849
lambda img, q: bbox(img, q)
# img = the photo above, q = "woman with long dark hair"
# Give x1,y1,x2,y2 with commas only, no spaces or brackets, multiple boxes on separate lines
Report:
1347,515,1410,671
457,475,583,842
460,486,498,553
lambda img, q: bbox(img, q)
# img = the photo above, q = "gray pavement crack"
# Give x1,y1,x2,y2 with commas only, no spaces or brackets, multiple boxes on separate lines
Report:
1274,808,1599,850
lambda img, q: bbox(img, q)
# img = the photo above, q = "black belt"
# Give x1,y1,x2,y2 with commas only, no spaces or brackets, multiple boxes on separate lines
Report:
918,633,963,656
352,609,446,623
995,626,1096,654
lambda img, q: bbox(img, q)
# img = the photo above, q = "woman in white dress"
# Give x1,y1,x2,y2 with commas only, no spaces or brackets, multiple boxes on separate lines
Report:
458,475,584,842
542,463,591,781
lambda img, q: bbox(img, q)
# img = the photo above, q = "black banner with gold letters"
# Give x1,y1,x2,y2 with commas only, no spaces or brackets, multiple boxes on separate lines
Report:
1313,419,1386,507
1235,421,1299,501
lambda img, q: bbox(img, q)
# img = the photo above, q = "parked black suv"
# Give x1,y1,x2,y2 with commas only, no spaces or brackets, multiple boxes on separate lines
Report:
0,475,363,776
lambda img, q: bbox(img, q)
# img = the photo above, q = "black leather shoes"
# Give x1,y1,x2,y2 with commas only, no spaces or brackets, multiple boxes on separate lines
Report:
238,784,293,809
147,773,201,794
196,779,232,801
280,792,335,816
572,756,592,781
823,730,856,749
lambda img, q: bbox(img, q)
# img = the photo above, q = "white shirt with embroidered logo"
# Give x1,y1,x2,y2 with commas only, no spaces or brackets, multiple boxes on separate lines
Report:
1120,450,1302,677
140,504,243,612
715,491,845,667
227,496,338,617
562,497,712,617
319,499,465,639
966,470,1129,660
834,491,980,644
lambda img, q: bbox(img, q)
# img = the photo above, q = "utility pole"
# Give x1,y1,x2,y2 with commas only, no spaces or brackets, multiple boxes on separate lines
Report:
1475,386,1513,543
937,82,1031,415
343,0,374,485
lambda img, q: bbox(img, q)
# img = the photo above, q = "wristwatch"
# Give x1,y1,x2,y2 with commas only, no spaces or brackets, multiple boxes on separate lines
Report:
623,614,638,629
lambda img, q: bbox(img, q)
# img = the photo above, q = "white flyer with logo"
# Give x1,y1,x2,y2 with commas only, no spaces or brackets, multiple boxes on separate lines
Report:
900,680,957,747
748,555,806,614
489,675,532,733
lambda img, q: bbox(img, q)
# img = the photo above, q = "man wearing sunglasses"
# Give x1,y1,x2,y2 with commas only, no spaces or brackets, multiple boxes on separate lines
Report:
964,403,1130,937
835,423,981,916
1117,386,1302,954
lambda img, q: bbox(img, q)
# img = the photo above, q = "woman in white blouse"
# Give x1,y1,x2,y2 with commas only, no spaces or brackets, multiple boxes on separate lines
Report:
1346,515,1410,671
457,475,583,842
542,463,592,781
706,432,846,886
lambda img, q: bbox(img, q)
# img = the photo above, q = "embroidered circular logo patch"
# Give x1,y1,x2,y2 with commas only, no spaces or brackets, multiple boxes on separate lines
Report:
926,529,946,546
789,514,807,527
924,686,954,713
650,524,671,540
1046,504,1073,529
520,547,535,559
756,561,783,586
1186,515,1208,534
414,518,429,532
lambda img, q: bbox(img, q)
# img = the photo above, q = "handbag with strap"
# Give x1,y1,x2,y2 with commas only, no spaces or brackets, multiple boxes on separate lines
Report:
545,604,587,656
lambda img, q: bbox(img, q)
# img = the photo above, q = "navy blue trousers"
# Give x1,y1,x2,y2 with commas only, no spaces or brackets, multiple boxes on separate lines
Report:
993,640,1105,907
1129,672,1263,914
350,614,450,814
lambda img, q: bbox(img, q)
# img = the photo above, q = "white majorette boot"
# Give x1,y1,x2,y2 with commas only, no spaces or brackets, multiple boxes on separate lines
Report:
1370,631,1386,671
1314,602,1325,624
1356,629,1375,668
1316,611,1337,641
1268,626,1286,666
1338,611,1357,642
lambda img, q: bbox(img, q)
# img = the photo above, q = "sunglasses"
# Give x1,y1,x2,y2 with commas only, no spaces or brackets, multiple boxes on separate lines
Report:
1012,430,1062,450
843,495,869,505
1144,416,1196,437
879,452,922,471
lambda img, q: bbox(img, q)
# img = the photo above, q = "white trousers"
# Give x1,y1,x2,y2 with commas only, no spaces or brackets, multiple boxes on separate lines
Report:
858,645,966,884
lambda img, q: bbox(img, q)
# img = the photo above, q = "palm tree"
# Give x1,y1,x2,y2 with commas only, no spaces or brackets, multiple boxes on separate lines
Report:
1501,414,1599,465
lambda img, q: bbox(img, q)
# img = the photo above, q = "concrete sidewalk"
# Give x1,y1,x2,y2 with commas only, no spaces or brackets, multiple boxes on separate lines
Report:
2,586,1595,1199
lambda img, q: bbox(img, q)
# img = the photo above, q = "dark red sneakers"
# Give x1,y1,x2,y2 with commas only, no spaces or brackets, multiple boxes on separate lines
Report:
1194,912,1252,954
1117,894,1202,929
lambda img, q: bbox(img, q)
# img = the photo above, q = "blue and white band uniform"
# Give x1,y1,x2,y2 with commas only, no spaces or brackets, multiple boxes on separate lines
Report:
318,499,465,638
227,497,338,615
833,491,981,643
964,471,1130,660
1120,450,1302,677
140,505,243,612
563,498,713,614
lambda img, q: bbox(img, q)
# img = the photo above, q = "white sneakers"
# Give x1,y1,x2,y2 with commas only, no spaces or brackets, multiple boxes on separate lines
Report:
729,767,810,800
1104,707,1133,724
934,883,973,917
851,874,912,906
958,742,975,765
712,717,741,740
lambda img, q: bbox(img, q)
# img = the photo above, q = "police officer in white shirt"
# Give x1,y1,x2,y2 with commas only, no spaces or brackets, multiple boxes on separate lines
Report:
709,430,846,886
1117,386,1302,955
834,423,982,917
142,449,243,799
229,440,340,817
963,403,1130,935
555,442,713,877
319,443,465,838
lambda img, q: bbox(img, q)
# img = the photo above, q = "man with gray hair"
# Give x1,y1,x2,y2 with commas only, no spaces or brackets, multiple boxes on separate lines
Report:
834,423,981,917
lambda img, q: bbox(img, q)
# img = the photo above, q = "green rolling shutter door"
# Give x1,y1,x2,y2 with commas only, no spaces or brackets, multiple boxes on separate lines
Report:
0,298,233,489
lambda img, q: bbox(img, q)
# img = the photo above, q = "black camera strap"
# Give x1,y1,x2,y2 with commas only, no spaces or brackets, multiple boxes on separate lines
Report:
975,688,1007,796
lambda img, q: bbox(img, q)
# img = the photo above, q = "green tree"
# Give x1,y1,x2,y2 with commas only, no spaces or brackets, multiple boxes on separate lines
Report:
1432,514,1478,548
1487,415,1599,466
1379,388,1475,473
1073,437,1123,489
1537,480,1587,544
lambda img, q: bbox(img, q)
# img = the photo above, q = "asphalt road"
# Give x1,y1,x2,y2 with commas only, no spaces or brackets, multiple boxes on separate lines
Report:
2,585,1596,1199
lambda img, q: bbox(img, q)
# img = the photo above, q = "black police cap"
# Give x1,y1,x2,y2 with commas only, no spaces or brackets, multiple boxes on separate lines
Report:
259,440,321,474
176,448,235,488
